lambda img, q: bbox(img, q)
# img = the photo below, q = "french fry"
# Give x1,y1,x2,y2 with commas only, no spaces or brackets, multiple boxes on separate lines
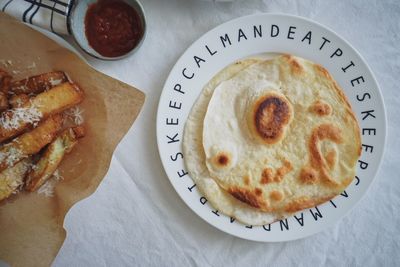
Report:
9,71,68,95
0,114,63,172
9,93,29,108
26,126,85,192
0,158,31,201
0,69,11,94
0,82,83,142
0,92,8,112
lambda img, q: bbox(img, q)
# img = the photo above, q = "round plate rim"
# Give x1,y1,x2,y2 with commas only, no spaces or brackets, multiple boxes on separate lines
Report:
157,12,386,242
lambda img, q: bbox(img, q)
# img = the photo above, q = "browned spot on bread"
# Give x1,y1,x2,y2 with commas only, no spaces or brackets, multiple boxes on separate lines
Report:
309,124,342,169
260,160,293,184
311,100,332,116
228,187,266,209
341,177,353,187
275,160,293,182
314,64,331,79
253,93,292,144
255,188,263,196
304,124,343,187
326,149,336,170
213,152,230,167
243,175,250,186
260,168,274,184
270,191,283,202
315,62,361,159
282,54,304,75
299,167,318,184
284,195,334,213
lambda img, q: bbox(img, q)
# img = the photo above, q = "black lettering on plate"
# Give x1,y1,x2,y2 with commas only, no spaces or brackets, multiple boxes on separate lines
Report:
170,152,183,162
182,68,194,80
319,37,331,50
174,84,185,94
194,56,206,68
362,128,376,135
301,31,312,44
356,93,371,102
169,100,182,110
246,225,253,229
212,210,220,216
230,217,236,223
188,184,196,192
220,33,232,48
253,25,262,38
361,110,376,121
330,48,343,58
287,26,296,39
205,45,217,56
340,190,349,198
166,118,178,125
294,213,304,226
330,200,337,208
263,224,271,231
355,176,360,186
362,144,374,153
166,133,179,143
238,28,248,42
200,197,207,205
309,207,323,221
177,169,188,178
342,61,355,73
271,24,279,37
351,76,365,87
358,160,369,170
280,219,289,231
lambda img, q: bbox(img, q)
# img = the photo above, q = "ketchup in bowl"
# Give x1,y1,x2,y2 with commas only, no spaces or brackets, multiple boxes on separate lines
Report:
84,0,144,58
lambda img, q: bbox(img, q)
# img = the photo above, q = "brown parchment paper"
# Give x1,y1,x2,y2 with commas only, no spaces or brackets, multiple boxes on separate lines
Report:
0,13,145,267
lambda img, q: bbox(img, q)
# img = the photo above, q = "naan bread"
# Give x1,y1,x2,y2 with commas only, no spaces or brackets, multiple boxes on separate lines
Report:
183,55,361,225
183,58,289,225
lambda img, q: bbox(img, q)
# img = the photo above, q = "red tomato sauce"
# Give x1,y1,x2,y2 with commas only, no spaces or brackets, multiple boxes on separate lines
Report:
84,0,144,57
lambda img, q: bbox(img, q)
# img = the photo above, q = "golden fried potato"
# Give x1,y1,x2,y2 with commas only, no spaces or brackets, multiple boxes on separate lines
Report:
26,126,85,192
0,82,83,143
0,91,9,112
0,158,31,201
0,69,12,94
9,93,29,108
9,71,68,95
0,114,64,172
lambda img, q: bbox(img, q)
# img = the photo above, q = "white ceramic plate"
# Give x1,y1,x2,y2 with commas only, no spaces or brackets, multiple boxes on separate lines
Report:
157,13,386,242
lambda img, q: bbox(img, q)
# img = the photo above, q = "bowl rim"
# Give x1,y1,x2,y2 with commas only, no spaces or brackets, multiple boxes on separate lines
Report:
68,0,147,61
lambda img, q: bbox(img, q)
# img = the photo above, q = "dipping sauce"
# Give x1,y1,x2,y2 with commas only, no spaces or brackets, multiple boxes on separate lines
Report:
84,0,144,58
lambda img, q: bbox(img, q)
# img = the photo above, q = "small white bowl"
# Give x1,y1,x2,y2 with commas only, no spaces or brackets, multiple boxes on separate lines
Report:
68,0,146,60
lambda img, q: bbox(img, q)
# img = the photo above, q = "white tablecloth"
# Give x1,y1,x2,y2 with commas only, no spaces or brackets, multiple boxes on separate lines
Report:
52,0,400,266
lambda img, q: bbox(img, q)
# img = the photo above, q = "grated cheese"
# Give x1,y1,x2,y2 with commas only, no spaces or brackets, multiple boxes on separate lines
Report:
14,98,24,107
0,106,42,130
64,106,84,125
48,77,63,87
53,169,64,181
27,62,36,69
37,169,64,197
37,180,55,197
5,147,23,166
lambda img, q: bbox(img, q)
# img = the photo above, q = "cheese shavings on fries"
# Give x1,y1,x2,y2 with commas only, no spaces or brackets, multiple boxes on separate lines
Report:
0,69,86,201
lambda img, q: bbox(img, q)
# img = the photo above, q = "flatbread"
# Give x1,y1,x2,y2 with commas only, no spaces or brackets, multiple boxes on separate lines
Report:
203,55,361,214
183,58,289,225
183,55,361,225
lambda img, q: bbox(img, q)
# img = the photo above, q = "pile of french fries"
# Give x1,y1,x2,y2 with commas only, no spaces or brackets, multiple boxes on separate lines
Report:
0,69,85,201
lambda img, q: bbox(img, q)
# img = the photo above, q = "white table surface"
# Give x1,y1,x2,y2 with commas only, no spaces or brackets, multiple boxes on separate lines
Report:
51,0,400,266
